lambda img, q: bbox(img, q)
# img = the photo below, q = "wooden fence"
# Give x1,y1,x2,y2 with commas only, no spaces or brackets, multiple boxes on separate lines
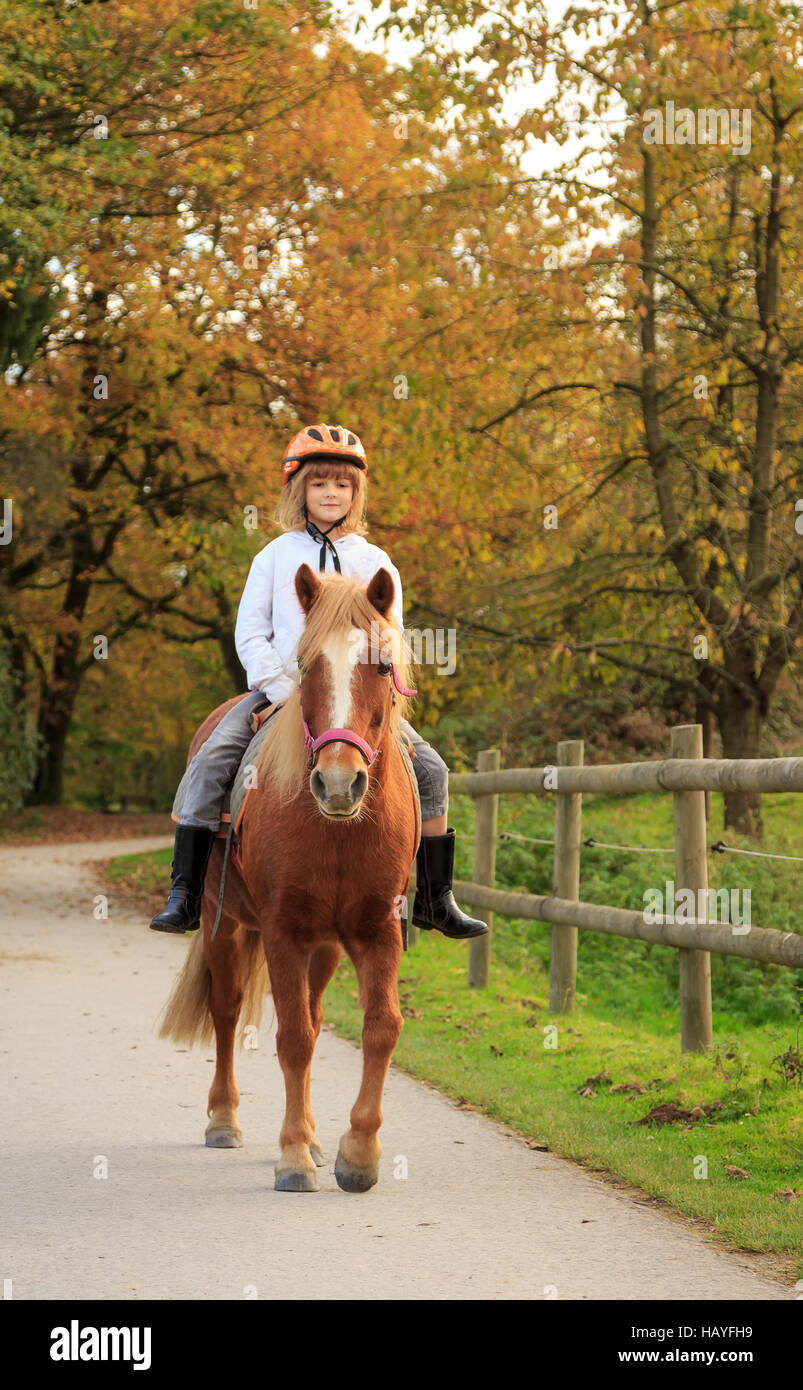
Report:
409,723,803,1053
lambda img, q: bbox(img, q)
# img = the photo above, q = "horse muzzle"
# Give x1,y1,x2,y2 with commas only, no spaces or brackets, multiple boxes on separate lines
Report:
310,762,369,817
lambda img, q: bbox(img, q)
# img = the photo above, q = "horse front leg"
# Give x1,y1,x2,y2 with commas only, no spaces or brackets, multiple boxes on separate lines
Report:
306,941,341,1169
336,923,403,1193
264,932,319,1192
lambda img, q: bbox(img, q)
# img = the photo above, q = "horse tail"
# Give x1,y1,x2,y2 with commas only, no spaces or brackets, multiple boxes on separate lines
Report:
157,928,270,1049
239,930,272,1037
157,931,214,1048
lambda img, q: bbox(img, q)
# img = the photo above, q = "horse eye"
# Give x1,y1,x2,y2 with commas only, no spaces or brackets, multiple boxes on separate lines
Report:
377,661,391,677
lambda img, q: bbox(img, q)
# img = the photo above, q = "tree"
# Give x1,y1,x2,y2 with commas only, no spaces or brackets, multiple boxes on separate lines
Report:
0,0,459,800
368,0,803,834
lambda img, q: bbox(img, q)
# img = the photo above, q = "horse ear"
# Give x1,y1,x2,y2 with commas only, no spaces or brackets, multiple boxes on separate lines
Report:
366,567,394,618
295,563,322,615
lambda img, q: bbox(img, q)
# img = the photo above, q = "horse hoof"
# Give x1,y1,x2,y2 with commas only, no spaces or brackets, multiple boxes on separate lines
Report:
334,1149,379,1193
275,1167,318,1193
205,1125,243,1149
310,1138,326,1168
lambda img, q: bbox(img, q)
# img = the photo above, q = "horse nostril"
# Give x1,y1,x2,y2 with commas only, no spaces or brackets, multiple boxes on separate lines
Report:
350,770,368,803
311,770,327,801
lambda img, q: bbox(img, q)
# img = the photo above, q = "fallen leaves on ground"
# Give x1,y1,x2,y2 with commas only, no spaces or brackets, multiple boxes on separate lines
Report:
577,1070,611,1093
1,807,173,845
636,1101,722,1127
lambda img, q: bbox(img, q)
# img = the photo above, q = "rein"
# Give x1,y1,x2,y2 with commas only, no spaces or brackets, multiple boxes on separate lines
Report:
299,661,417,771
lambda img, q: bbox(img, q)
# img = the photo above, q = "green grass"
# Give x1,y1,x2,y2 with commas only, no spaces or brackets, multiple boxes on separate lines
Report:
103,844,173,891
103,788,803,1278
479,788,803,1025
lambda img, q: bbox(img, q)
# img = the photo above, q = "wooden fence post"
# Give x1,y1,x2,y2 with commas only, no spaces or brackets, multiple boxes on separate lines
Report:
549,739,584,1013
468,748,500,989
671,724,713,1053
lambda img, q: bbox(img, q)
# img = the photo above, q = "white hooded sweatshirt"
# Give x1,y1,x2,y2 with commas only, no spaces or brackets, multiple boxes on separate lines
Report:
234,530,404,702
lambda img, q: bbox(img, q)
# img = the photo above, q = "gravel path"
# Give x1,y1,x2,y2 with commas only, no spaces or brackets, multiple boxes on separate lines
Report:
0,839,793,1301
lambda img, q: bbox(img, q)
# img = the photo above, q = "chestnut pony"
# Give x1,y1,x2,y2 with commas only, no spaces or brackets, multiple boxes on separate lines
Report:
158,563,419,1193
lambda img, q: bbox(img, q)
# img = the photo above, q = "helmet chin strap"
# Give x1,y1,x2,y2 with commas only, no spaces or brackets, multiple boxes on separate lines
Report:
302,502,347,572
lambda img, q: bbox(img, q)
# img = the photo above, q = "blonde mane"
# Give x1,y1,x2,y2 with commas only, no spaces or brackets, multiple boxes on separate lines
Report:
256,573,414,799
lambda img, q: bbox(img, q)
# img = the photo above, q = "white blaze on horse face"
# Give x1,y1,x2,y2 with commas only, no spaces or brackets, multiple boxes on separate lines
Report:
321,628,366,756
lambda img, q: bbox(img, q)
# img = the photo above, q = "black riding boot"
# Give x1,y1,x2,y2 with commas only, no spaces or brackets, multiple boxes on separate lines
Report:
149,825,216,934
412,828,488,939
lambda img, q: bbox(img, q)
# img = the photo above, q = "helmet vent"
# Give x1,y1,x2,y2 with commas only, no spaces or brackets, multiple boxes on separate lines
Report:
347,432,356,446
329,427,340,441
307,427,324,442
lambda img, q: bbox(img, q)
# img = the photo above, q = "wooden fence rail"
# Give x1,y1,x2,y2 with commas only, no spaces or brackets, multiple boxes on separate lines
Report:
441,723,802,1053
449,757,803,797
450,883,803,968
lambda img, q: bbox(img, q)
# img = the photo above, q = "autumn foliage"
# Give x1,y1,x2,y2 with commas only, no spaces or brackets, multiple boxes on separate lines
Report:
1,0,801,835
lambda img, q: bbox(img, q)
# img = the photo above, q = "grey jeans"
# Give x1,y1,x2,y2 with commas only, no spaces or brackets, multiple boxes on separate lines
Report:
179,693,448,830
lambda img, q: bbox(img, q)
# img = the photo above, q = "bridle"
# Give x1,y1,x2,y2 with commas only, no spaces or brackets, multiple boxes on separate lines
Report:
299,659,417,771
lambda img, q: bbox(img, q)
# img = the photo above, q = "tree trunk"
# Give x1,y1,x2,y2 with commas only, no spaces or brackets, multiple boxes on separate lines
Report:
716,684,764,838
212,586,247,693
29,521,94,804
30,683,77,804
218,628,248,693
1,621,28,701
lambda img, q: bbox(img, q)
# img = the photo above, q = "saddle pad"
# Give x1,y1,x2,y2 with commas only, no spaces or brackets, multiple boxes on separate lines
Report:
230,715,280,832
171,708,281,836
397,730,423,859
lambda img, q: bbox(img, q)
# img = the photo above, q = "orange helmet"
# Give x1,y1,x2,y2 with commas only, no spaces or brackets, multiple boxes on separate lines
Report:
281,423,367,487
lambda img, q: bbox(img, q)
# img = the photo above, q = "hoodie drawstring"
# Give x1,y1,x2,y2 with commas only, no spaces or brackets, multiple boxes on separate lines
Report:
302,504,347,572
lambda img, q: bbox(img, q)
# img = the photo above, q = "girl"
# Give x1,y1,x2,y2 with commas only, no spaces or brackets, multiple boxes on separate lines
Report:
150,422,487,941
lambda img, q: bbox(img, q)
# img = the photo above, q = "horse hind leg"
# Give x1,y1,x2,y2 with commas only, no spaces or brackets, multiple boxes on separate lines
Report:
204,914,263,1149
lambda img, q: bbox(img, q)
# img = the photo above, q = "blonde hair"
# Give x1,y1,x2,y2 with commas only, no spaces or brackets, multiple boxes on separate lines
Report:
272,460,368,536
256,572,414,800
